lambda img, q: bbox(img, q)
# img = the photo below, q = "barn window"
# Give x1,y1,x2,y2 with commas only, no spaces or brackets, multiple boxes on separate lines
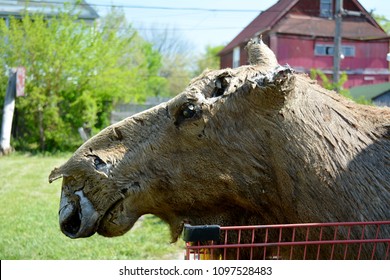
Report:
315,44,334,56
342,45,356,57
233,46,240,68
320,0,333,18
315,44,355,57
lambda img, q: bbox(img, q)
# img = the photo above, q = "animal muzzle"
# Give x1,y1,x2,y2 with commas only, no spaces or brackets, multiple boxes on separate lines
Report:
59,190,100,238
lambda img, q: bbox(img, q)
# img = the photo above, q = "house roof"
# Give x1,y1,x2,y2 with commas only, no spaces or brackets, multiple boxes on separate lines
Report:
350,82,390,100
350,0,383,29
220,0,298,55
274,14,389,40
219,0,388,55
0,0,99,21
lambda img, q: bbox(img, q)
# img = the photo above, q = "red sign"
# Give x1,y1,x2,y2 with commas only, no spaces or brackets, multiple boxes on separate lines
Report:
16,67,26,97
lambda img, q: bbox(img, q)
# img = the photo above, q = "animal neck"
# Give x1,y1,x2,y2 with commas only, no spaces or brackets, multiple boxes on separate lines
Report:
264,79,390,223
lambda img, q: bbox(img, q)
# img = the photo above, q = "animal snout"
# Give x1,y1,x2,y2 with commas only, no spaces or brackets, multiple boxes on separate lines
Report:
59,190,99,238
59,192,82,237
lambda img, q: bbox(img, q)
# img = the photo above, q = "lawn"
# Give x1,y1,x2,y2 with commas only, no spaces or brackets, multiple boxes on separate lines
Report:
0,153,184,260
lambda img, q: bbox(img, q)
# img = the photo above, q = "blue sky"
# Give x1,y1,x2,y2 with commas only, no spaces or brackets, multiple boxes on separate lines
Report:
88,0,390,54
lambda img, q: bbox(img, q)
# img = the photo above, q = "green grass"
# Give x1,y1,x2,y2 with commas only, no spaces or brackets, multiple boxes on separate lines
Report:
0,153,184,260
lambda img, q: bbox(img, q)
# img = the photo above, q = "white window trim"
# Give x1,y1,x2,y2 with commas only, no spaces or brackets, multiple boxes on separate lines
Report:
314,44,356,57
233,46,240,68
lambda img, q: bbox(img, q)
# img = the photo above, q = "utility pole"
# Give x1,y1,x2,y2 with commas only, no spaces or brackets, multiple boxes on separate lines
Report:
333,0,362,92
333,0,343,92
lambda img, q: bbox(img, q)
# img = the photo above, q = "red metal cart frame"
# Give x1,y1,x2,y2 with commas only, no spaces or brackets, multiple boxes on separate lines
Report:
184,221,390,260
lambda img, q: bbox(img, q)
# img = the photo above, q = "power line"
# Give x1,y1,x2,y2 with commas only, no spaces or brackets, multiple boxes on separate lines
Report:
1,0,353,15
2,0,264,13
134,25,248,31
92,4,261,13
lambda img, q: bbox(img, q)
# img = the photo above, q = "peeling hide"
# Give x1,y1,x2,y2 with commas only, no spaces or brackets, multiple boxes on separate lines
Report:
48,167,64,183
49,39,390,259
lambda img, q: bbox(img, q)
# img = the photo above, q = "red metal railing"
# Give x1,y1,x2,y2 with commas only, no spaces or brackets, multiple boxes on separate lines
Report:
184,221,390,260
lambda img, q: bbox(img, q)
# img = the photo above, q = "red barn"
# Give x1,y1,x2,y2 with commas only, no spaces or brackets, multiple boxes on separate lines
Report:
219,0,390,88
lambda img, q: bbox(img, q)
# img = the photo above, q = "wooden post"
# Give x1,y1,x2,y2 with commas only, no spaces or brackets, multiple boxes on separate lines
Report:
1,69,17,155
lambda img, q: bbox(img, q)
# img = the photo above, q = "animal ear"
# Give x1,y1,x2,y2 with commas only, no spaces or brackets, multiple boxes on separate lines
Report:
245,35,278,70
212,73,232,98
48,167,64,183
249,65,296,106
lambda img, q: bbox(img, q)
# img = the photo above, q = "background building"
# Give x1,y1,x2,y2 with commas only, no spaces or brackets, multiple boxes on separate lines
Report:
0,0,98,24
219,0,390,88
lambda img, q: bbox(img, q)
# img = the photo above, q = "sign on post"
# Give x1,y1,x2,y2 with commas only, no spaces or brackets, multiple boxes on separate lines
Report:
16,66,26,97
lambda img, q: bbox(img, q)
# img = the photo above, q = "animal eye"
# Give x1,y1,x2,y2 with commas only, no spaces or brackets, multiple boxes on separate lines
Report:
174,103,201,126
182,104,196,119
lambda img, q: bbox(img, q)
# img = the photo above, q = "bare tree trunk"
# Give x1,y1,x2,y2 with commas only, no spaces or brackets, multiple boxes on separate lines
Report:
0,70,17,155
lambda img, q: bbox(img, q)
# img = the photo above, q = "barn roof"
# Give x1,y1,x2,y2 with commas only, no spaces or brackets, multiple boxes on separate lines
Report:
274,14,389,41
220,0,298,55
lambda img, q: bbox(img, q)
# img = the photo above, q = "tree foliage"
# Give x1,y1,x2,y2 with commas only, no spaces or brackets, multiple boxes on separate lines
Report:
310,69,348,94
310,69,372,105
193,45,224,76
373,13,390,34
0,8,167,152
141,26,194,96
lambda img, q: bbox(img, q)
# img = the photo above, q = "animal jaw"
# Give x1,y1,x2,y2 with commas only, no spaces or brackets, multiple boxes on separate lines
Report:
49,39,390,259
49,128,144,238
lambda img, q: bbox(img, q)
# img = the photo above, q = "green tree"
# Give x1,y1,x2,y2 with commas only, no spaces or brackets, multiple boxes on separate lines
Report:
310,69,372,105
310,69,349,94
194,45,224,76
373,13,390,34
0,8,166,152
141,26,194,96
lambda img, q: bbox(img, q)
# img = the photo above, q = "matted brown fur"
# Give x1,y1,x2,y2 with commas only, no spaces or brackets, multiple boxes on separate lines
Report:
49,39,390,259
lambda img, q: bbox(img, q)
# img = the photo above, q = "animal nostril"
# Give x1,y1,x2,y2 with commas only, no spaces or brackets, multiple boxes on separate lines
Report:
60,203,81,237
